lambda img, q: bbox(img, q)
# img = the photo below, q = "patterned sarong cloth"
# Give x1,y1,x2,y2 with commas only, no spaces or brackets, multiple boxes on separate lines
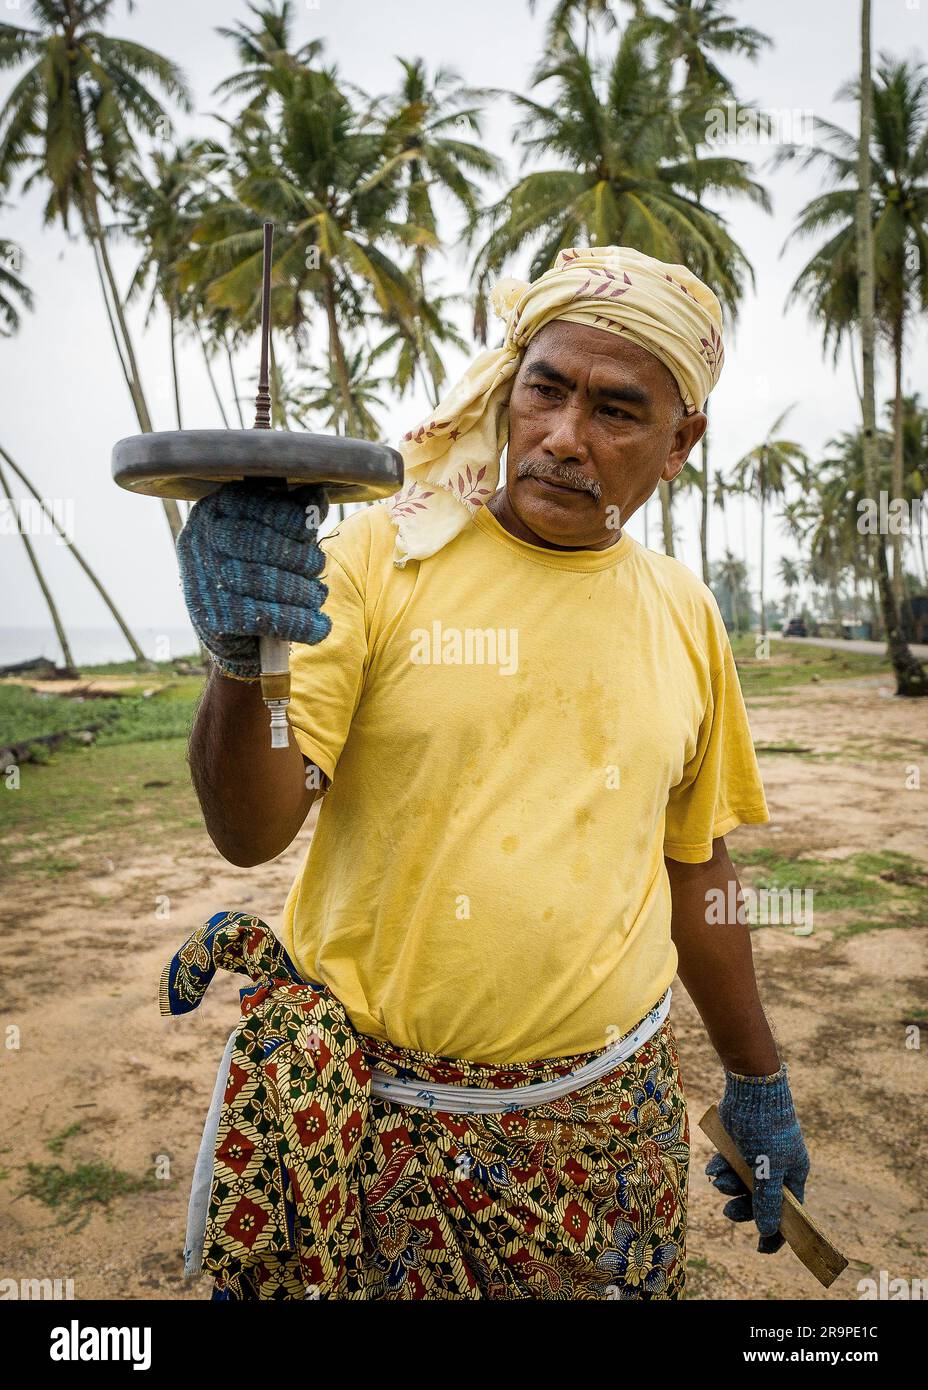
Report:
162,910,690,1301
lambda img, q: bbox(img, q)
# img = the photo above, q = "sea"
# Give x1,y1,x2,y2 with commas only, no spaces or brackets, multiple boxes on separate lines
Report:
0,625,200,669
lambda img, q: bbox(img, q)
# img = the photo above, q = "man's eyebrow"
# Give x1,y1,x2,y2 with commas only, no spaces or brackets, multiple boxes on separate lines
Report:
522,359,651,407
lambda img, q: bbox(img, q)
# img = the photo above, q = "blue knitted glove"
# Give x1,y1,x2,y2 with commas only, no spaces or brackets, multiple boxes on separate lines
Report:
176,480,333,678
705,1063,810,1254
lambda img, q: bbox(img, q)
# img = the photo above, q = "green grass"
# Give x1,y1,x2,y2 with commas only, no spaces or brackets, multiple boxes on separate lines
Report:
80,654,201,677
736,847,928,936
46,1124,84,1156
730,636,889,695
16,1118,165,1229
0,737,204,879
0,676,203,750
21,1159,160,1230
0,665,208,880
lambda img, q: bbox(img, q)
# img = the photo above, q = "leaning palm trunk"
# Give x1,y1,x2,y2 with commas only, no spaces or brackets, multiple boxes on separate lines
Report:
268,332,289,431
321,269,361,437
0,459,76,673
194,316,231,428
890,313,905,607
223,333,246,429
169,307,183,428
82,173,183,543
699,402,710,584
658,479,675,556
91,237,135,404
759,464,767,639
855,0,926,695
0,442,146,664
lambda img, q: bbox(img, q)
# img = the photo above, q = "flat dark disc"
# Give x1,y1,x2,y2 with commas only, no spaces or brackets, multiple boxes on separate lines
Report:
112,429,403,503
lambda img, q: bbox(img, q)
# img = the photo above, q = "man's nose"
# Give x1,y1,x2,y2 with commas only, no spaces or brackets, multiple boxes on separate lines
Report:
541,404,589,463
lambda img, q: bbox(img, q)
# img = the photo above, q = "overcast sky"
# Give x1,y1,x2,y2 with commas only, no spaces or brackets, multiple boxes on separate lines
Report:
2,0,926,651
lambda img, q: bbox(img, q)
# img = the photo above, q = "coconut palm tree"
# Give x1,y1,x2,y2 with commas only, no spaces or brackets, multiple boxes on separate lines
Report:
471,26,767,554
631,3,772,575
634,0,770,98
214,0,325,113
290,347,389,440
375,57,500,404
120,141,206,429
732,407,809,638
0,240,145,666
0,0,191,541
0,233,31,334
712,550,749,633
527,0,625,60
0,237,78,672
371,289,469,408
186,50,430,439
0,442,146,663
0,456,78,673
853,0,925,694
773,55,928,612
473,28,765,301
777,555,803,620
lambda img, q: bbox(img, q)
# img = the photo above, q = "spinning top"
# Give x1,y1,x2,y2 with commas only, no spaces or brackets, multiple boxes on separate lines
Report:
112,221,403,748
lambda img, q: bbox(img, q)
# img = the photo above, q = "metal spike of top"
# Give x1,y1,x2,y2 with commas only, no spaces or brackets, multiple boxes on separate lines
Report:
253,221,274,431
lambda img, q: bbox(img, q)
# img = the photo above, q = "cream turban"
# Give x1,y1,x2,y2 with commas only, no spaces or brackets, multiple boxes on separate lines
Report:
386,245,725,567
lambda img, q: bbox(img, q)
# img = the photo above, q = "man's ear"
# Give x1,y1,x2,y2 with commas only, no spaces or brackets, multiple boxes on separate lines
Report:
662,411,707,480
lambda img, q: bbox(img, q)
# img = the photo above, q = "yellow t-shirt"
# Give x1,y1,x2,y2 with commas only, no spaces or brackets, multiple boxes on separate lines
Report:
280,499,770,1063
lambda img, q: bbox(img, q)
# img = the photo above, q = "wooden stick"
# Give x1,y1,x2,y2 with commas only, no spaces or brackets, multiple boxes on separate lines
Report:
699,1104,848,1289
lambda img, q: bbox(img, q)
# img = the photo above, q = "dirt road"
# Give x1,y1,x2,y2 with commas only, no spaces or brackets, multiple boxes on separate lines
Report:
2,674,925,1300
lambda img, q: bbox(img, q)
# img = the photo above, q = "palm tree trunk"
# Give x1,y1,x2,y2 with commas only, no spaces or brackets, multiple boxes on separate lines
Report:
759,458,767,639
91,236,135,403
855,0,925,694
194,316,231,428
82,175,183,543
223,332,246,429
170,307,182,428
890,313,905,607
830,565,842,624
658,479,675,556
0,442,147,664
268,330,289,430
0,459,77,674
413,245,441,409
418,358,440,410
699,402,710,583
322,269,360,436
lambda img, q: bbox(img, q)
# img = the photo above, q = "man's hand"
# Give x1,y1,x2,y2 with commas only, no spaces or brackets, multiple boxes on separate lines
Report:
181,480,336,866
706,1064,811,1253
664,840,810,1252
176,480,332,677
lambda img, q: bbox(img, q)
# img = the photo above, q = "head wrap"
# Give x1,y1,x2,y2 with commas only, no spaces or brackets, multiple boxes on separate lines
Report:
386,245,725,567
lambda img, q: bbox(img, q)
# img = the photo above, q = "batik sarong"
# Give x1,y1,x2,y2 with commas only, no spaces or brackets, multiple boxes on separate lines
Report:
162,911,690,1301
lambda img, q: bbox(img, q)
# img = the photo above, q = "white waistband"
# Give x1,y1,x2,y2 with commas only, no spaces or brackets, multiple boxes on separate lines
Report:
368,989,672,1115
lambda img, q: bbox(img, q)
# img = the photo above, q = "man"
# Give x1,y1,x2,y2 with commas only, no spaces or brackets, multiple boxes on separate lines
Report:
176,245,809,1301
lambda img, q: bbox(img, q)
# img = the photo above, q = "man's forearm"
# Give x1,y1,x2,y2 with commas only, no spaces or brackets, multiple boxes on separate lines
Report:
188,665,317,866
665,839,780,1075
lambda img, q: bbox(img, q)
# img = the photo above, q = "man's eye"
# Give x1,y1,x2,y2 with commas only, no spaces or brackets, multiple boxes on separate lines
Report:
531,384,560,399
601,405,630,419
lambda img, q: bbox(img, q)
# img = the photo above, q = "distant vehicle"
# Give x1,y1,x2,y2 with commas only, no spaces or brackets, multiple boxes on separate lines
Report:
781,617,808,637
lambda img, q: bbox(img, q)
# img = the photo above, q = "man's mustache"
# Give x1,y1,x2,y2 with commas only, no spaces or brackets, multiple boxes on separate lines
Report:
516,459,602,502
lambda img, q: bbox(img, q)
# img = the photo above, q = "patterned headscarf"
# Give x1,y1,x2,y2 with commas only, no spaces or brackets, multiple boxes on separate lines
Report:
386,245,725,567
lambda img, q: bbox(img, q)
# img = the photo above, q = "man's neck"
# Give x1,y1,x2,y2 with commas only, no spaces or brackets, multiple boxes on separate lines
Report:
485,487,621,552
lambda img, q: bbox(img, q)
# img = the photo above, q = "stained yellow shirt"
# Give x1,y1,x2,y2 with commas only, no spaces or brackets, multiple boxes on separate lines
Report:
280,499,770,1063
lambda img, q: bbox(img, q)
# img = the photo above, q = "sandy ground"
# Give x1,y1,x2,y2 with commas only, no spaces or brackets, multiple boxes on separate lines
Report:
1,673,925,1301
